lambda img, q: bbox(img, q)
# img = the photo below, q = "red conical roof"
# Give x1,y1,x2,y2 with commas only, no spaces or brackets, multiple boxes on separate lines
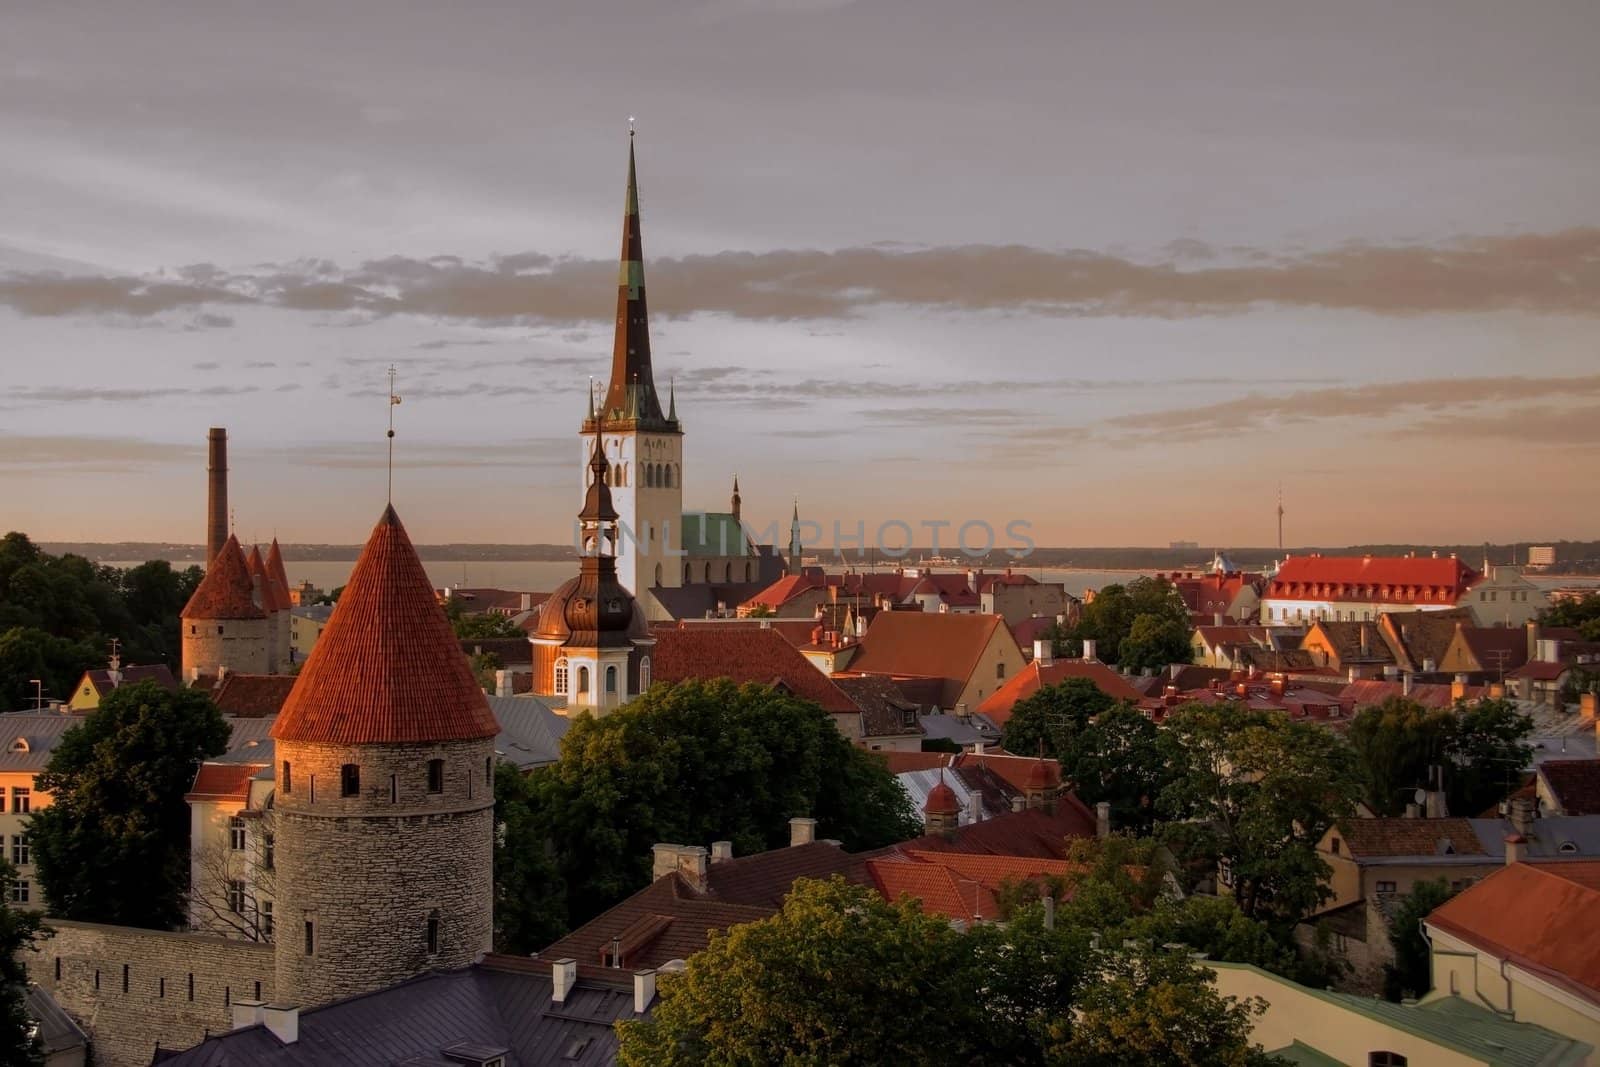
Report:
272,506,500,745
924,771,961,816
182,535,267,621
265,539,293,611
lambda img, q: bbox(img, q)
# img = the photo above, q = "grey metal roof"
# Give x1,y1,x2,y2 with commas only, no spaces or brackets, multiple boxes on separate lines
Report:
916,712,1002,745
26,983,87,1055
0,711,89,771
486,695,569,770
157,961,635,1067
1469,814,1600,859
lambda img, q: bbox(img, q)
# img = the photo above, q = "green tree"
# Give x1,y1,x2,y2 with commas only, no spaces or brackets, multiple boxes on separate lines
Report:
1071,705,1171,832
1158,705,1360,924
1539,594,1600,642
491,761,568,953
30,681,230,928
1346,698,1452,817
453,612,523,639
1074,576,1189,667
1001,677,1118,762
469,650,503,692
1383,878,1458,1001
1117,613,1193,674
521,679,920,928
0,858,45,1067
1445,698,1533,816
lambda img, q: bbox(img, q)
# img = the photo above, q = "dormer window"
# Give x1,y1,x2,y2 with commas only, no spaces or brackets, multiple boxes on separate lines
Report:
7,738,26,754
1559,841,1579,854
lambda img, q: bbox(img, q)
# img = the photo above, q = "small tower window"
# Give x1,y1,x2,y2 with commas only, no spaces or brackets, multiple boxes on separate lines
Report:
427,759,444,794
390,773,399,803
554,658,570,696
605,665,618,694
639,656,652,692
308,775,316,803
304,920,315,956
426,910,440,955
281,761,292,794
340,763,360,797
577,666,591,695
485,756,494,786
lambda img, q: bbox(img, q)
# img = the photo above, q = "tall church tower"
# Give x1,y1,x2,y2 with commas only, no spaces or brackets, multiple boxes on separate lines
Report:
581,132,683,596
270,505,500,1008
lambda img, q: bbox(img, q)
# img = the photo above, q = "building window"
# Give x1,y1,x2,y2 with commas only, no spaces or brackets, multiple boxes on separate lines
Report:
229,817,246,851
639,657,651,691
1369,1055,1408,1067
188,973,194,1001
11,834,28,867
996,661,1006,679
427,759,444,794
122,964,129,994
485,757,493,787
605,665,618,694
10,880,28,904
282,761,292,794
577,665,590,694
554,658,570,695
308,775,316,803
1329,838,1340,855
390,774,399,803
11,788,29,814
426,910,440,955
1376,880,1397,894
304,920,315,956
261,901,274,939
340,763,360,797
227,880,246,914
263,833,275,871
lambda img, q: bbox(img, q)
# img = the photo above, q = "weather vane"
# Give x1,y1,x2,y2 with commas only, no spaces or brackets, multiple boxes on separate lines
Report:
387,364,402,503
629,115,636,136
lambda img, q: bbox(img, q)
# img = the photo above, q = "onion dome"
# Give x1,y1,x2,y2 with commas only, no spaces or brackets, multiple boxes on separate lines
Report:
181,535,267,621
924,772,961,817
534,442,641,649
271,505,499,745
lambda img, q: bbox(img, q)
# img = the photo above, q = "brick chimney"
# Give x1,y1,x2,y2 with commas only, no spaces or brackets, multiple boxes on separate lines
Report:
1451,674,1469,703
651,844,709,892
1508,795,1535,837
789,817,817,846
1504,833,1526,866
206,427,228,566
1095,801,1111,839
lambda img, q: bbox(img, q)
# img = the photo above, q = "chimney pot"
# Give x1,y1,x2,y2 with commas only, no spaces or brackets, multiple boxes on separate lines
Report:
634,969,657,1014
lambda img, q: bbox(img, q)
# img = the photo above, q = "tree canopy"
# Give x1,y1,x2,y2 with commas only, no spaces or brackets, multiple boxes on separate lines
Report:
0,532,201,709
499,679,920,933
1346,697,1532,818
1072,576,1191,668
1158,704,1360,925
1539,593,1600,642
617,874,1277,1067
0,859,45,1067
1384,878,1458,1002
30,680,230,928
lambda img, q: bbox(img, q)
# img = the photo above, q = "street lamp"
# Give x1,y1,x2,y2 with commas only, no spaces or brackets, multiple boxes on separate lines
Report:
28,678,43,710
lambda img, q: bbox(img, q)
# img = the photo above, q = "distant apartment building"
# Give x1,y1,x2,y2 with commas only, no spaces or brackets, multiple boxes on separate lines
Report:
1258,553,1538,628
1527,545,1557,569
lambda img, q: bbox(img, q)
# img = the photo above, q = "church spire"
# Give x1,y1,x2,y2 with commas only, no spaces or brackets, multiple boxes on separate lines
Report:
596,130,671,429
731,475,741,520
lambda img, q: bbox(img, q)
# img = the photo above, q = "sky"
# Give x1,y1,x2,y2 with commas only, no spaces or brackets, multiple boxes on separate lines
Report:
1,0,1597,548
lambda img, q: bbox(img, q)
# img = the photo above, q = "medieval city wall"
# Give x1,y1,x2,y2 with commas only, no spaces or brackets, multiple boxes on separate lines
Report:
27,919,275,1067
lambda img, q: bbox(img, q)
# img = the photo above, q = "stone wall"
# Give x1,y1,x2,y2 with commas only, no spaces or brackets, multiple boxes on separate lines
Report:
27,919,274,1067
272,737,494,1007
182,617,271,679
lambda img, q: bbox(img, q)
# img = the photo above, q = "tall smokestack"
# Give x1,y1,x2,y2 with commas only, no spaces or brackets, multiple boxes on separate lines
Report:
206,428,228,565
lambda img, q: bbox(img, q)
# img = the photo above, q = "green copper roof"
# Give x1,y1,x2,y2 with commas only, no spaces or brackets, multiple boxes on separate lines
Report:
1264,1042,1343,1067
680,512,750,558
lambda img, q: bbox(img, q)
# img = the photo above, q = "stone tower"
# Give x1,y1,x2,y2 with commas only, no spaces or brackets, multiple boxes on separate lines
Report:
206,427,228,566
531,442,654,714
181,534,271,680
269,505,501,1008
580,131,683,597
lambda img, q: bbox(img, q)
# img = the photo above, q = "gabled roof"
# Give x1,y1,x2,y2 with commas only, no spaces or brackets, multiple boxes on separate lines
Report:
1267,554,1480,604
651,627,857,712
831,674,922,738
1538,760,1600,816
900,796,1099,858
1427,860,1600,1008
1338,679,1485,710
1332,817,1487,859
1378,608,1475,671
272,506,500,746
0,710,89,770
211,673,297,718
848,612,1010,690
1302,620,1395,665
186,761,268,802
181,535,267,621
78,663,178,697
740,574,821,611
976,658,1144,727
1194,625,1269,649
1450,625,1530,672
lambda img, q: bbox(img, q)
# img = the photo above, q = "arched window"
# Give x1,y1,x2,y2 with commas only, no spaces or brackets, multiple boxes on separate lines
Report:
605,665,618,694
655,562,663,587
577,666,590,694
745,562,754,581
684,563,692,584
1369,1054,1408,1067
645,464,655,488
554,658,570,695
723,562,732,582
639,656,652,692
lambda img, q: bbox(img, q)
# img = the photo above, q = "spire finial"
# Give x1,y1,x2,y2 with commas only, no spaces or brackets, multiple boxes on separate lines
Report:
387,364,402,504
668,375,677,421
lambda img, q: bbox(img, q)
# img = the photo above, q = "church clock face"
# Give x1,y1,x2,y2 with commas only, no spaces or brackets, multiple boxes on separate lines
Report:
606,597,622,613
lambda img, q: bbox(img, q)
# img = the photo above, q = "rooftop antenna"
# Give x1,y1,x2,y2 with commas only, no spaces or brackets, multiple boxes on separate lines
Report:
387,364,402,503
1276,484,1285,554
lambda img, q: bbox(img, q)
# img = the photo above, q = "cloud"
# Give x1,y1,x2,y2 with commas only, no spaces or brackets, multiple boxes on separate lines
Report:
0,433,200,473
276,438,571,470
3,384,260,407
1391,403,1600,447
2,228,1596,324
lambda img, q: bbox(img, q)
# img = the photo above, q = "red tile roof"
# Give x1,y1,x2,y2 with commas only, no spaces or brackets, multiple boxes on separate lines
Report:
212,673,297,718
1338,679,1485,710
977,659,1144,727
847,613,1010,697
1332,818,1486,859
902,796,1099,858
651,627,857,713
868,856,995,920
186,761,266,802
1510,661,1573,681
272,506,500,745
1538,761,1600,816
741,574,821,612
1267,554,1479,606
1427,861,1600,1007
1453,626,1530,672
264,539,293,612
181,536,267,621
671,618,823,649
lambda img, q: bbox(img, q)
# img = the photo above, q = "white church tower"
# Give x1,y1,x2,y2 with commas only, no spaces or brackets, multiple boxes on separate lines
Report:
580,131,683,597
